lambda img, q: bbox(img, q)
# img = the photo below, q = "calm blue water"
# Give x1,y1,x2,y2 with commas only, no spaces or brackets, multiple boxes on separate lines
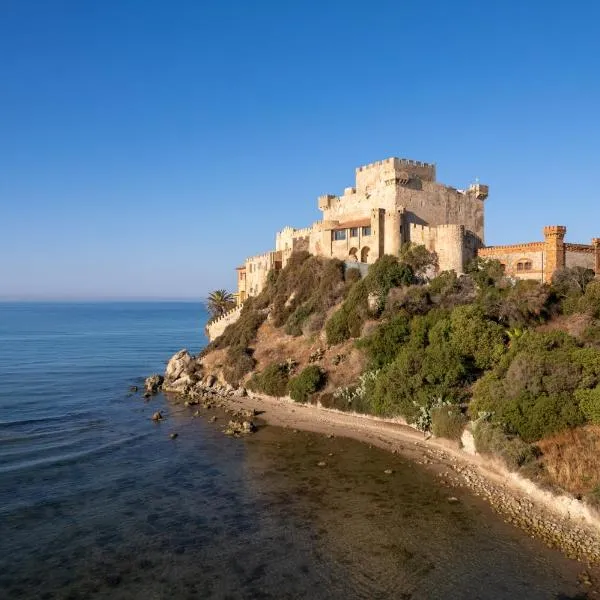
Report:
0,302,592,599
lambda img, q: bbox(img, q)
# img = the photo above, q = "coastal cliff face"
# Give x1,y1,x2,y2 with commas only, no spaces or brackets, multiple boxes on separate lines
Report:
176,252,600,512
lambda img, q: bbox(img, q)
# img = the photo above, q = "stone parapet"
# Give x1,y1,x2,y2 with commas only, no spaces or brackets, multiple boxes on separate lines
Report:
206,305,243,342
479,242,544,255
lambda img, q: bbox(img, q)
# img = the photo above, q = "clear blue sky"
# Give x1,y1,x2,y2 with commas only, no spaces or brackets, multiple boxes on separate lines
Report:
2,0,599,299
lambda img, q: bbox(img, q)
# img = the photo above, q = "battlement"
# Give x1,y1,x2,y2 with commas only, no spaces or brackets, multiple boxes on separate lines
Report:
355,157,436,191
543,225,567,238
246,250,282,263
318,194,337,210
277,225,313,238
355,157,435,172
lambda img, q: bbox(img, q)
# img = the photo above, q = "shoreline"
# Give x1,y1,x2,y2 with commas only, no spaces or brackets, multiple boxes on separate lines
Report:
213,390,600,566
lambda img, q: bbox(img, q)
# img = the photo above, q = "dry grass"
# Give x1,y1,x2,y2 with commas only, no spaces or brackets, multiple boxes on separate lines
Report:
537,425,600,497
536,313,593,340
251,318,365,392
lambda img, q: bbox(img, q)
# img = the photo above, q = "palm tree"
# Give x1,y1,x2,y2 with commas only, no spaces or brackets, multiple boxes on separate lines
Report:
206,289,236,321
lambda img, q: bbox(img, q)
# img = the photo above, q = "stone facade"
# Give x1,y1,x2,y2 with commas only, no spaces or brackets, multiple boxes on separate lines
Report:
237,157,489,300
478,227,600,283
234,156,599,304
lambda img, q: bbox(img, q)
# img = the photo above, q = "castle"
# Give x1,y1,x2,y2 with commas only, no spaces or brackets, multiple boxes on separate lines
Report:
233,155,599,306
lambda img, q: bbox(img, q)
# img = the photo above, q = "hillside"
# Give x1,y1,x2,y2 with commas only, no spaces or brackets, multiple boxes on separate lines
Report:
199,248,600,506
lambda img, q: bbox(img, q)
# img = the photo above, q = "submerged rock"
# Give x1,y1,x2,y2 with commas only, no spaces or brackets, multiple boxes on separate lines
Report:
169,432,178,439
129,385,139,393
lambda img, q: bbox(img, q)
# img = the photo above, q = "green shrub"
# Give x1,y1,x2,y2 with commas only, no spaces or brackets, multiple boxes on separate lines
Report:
325,280,369,344
204,303,267,354
356,314,410,368
578,281,600,318
364,255,414,313
450,305,506,370
466,257,505,289
430,405,467,440
223,346,256,386
552,266,595,297
472,420,539,471
285,301,315,337
398,242,438,279
247,362,290,397
288,365,326,403
501,393,585,442
576,387,600,424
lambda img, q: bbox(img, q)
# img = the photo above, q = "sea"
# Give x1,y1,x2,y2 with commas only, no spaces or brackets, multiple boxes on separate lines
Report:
0,302,592,599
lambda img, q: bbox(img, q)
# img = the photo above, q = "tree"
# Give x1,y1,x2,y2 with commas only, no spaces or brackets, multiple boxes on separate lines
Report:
207,289,236,320
552,267,595,296
399,242,439,280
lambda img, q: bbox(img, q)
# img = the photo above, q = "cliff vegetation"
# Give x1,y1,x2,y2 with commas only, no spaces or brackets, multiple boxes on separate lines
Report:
200,249,600,505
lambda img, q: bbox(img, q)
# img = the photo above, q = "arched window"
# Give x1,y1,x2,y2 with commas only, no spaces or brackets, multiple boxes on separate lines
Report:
360,246,370,263
516,259,533,272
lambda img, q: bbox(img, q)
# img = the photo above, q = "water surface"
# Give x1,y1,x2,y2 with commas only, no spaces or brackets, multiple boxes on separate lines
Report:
0,302,591,598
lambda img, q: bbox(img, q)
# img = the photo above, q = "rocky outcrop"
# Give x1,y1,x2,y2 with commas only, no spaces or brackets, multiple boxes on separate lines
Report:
163,349,202,394
144,374,164,395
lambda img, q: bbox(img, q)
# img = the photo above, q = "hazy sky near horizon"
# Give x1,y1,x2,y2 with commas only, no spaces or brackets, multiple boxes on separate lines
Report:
2,0,599,299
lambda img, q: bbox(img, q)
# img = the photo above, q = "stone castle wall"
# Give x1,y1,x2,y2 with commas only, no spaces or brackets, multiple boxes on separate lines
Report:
206,305,243,342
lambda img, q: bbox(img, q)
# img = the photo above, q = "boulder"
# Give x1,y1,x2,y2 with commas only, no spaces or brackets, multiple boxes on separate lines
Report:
205,375,216,388
224,419,256,436
151,411,163,422
165,349,194,382
144,374,164,394
162,373,193,394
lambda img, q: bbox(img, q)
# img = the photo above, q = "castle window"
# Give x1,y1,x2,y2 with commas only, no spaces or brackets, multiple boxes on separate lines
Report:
362,226,372,236
333,230,347,241
516,260,533,272
350,228,359,238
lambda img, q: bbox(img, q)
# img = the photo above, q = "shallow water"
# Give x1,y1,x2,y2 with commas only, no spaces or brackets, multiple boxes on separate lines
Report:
0,302,592,599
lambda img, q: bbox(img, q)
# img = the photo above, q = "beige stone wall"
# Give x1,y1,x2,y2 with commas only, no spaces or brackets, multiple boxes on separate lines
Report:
206,305,242,342
478,244,545,281
408,223,467,273
565,247,595,271
245,251,282,297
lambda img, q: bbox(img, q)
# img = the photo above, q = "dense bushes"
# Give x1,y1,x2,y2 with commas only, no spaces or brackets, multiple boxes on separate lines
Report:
325,279,369,344
325,254,415,345
472,419,539,471
470,331,600,441
247,362,290,397
288,365,326,403
430,405,467,440
576,387,600,424
356,314,410,368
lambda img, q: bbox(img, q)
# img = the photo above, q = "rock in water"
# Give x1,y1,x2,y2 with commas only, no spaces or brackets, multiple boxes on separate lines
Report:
144,374,164,395
169,432,178,439
129,385,139,393
151,411,163,422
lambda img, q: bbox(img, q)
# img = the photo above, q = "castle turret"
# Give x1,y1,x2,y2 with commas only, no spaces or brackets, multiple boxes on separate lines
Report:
543,225,567,283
